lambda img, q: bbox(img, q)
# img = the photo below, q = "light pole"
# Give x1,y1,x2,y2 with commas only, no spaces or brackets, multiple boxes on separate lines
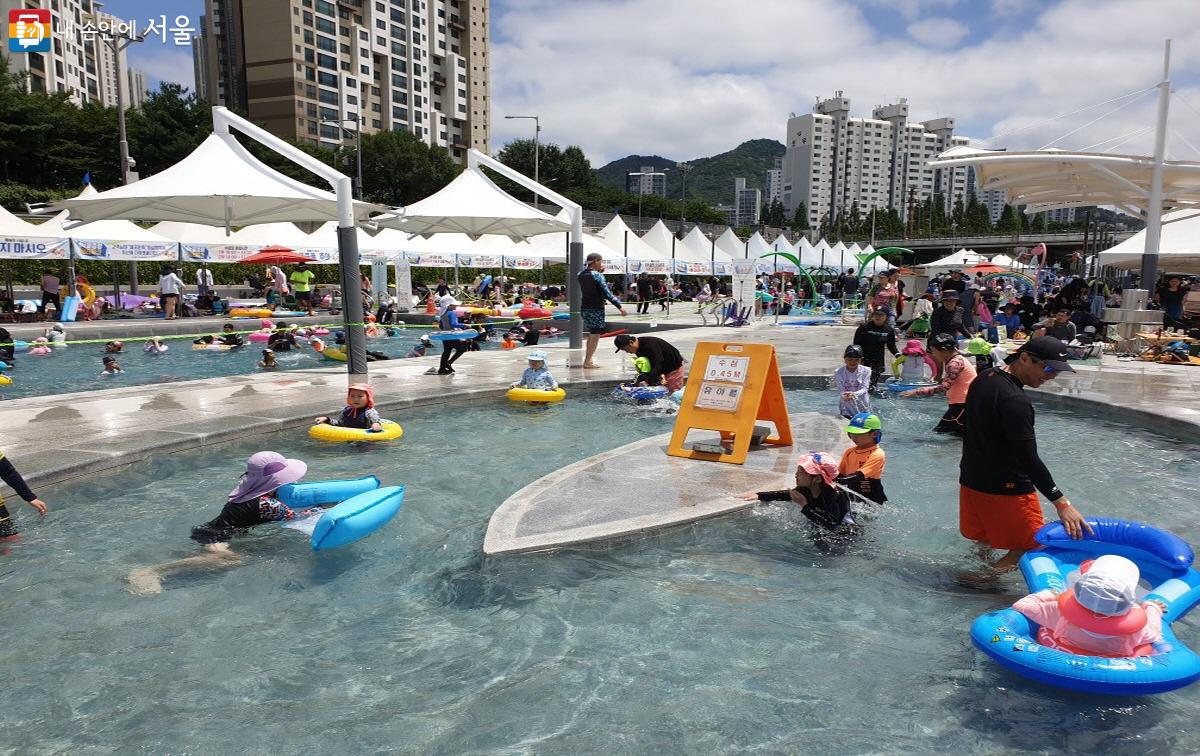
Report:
504,115,540,206
677,161,691,230
320,118,363,200
90,3,145,294
627,169,667,232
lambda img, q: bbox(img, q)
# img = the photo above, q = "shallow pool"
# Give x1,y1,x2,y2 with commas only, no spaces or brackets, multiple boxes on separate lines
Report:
0,325,521,400
4,389,1200,752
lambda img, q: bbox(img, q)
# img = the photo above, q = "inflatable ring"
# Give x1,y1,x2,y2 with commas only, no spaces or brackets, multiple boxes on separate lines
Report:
308,420,403,442
885,380,937,392
311,486,405,551
278,475,380,508
322,347,347,362
823,299,843,313
12,340,29,353
507,387,566,403
192,343,235,351
0,360,9,370
228,308,273,318
0,374,11,385
971,518,1200,695
248,332,272,342
614,385,668,403
518,307,553,319
271,310,307,318
427,330,476,342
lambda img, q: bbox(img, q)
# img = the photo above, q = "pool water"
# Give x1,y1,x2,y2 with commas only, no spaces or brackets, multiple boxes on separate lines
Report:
4,389,1200,752
0,326,523,400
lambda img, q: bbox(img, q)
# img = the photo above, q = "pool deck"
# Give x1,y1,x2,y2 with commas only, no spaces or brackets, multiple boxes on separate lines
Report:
482,416,848,555
2,318,1198,502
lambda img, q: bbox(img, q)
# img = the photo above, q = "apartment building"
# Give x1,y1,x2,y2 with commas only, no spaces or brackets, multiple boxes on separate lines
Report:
782,93,980,227
765,157,782,206
626,166,667,197
192,15,210,102
734,177,761,227
1,0,144,108
199,0,490,164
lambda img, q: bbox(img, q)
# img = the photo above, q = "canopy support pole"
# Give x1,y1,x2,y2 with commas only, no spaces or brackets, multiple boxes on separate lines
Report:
1140,38,1172,289
212,106,367,381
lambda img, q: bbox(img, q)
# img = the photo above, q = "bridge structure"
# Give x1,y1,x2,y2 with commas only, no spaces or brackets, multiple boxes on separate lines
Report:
845,230,1134,265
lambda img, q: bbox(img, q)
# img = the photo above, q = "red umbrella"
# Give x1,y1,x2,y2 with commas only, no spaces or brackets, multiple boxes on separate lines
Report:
965,262,1008,275
239,246,314,265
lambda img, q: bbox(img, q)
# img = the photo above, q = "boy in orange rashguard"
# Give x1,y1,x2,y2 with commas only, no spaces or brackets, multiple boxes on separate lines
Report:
837,413,887,504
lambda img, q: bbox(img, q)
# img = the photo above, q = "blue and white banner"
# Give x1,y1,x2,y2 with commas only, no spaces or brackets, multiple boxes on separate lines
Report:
674,260,711,275
641,259,670,274
0,236,70,259
405,252,456,268
181,242,261,263
457,254,504,268
602,258,626,275
503,255,543,270
73,239,177,261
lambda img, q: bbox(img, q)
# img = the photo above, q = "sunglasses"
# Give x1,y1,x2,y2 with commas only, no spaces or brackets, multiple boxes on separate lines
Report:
1026,354,1059,374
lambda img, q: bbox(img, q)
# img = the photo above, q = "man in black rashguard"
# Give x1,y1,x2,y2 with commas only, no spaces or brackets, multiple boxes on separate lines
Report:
0,450,49,540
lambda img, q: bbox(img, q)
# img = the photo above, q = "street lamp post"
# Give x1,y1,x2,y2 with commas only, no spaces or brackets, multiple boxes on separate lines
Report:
320,118,363,200
504,115,540,206
627,169,667,232
91,3,145,294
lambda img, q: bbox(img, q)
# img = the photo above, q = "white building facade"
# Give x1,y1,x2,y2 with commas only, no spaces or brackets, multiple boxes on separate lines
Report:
734,177,761,227
765,156,782,206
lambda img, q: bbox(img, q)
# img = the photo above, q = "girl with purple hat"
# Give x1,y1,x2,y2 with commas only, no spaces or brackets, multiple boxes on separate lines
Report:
127,451,314,595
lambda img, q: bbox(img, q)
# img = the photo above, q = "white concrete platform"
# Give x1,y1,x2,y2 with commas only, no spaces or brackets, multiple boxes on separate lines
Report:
482,412,848,555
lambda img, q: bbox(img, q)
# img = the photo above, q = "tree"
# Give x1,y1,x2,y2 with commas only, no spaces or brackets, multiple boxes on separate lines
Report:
996,204,1023,234
126,83,212,177
790,201,810,231
358,129,461,207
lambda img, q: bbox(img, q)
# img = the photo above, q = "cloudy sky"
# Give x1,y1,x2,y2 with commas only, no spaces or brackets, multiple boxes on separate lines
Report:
107,0,1200,166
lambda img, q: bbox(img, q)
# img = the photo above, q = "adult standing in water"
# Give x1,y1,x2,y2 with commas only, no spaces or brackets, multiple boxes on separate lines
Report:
613,334,686,391
578,252,626,369
958,336,1091,583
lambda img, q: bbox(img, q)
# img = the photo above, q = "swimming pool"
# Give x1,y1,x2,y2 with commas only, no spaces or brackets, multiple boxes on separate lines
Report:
0,326,522,400
4,389,1199,752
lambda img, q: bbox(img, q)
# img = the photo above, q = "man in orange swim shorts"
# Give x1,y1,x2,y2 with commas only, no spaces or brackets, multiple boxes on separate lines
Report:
958,337,1093,583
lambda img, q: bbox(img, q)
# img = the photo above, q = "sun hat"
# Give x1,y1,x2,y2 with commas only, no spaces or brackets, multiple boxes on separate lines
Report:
527,350,548,362
346,382,375,408
967,337,992,355
843,344,864,359
901,339,925,356
438,294,462,309
1058,555,1148,635
227,451,307,503
796,452,839,487
845,412,882,436
939,289,960,301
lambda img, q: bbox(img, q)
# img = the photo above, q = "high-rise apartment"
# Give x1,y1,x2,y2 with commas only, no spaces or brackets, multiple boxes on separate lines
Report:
765,157,782,206
191,15,210,101
626,166,666,197
200,0,490,164
0,1,146,108
734,177,761,227
782,93,977,227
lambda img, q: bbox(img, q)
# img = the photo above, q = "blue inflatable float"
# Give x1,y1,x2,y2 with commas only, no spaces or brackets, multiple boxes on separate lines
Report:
971,518,1200,695
885,380,937,393
779,317,837,327
311,485,405,551
427,329,477,342
277,475,380,509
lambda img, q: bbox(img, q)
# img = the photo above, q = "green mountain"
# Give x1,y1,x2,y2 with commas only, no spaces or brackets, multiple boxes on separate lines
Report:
595,139,785,206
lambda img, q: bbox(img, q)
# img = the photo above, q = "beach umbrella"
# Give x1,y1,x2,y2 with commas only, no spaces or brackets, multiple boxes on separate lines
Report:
238,246,314,265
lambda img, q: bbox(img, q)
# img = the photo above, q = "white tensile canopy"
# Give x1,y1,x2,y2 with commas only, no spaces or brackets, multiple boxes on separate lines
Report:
52,132,382,227
376,167,567,241
989,254,1019,268
858,245,892,274
1099,210,1200,273
765,233,799,272
227,221,316,247
305,221,391,259
678,226,725,265
714,227,746,259
797,237,822,267
147,221,231,243
0,205,44,235
0,204,69,260
929,145,1200,218
596,214,671,265
922,248,986,273
746,232,775,273
38,184,174,245
640,220,679,261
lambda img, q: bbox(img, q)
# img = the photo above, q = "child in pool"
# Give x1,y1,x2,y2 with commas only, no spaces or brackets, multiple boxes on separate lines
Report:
314,383,384,432
511,350,558,392
258,349,278,370
736,452,854,531
100,356,123,376
126,451,319,595
837,413,887,504
0,448,49,541
834,345,872,418
45,323,67,346
143,337,169,354
500,332,517,350
403,335,431,358
104,340,124,353
218,322,245,347
1013,554,1166,657
892,339,934,383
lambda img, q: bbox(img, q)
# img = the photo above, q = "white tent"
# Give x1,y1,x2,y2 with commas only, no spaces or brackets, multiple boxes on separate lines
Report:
714,227,746,260
0,205,45,235
747,232,777,273
378,167,567,241
989,253,1019,268
306,221,393,260
54,133,381,227
640,220,679,263
596,214,671,273
37,185,178,262
765,234,799,273
797,237,823,267
1099,210,1200,273
857,245,892,274
0,205,69,260
921,248,985,273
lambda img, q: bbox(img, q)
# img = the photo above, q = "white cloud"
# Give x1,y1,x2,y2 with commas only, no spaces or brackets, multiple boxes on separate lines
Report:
128,45,195,92
906,17,969,47
490,0,1200,166
862,0,959,22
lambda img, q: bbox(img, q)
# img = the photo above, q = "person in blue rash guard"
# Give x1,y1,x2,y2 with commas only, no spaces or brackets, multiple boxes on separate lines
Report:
0,449,49,541
578,252,626,369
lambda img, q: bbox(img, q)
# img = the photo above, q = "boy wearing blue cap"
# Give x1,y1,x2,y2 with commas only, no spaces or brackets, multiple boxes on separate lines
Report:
837,413,887,504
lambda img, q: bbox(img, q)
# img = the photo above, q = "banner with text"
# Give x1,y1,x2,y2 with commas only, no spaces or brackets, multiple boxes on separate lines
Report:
0,236,70,260
73,239,178,262
457,254,504,268
405,252,457,268
502,255,543,270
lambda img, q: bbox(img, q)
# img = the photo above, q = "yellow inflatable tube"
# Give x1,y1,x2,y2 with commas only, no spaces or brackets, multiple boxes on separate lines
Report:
229,308,274,318
322,347,347,362
507,387,566,403
0,374,11,385
308,420,403,442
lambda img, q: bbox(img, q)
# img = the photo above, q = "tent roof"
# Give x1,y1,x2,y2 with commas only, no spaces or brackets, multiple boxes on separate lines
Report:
377,167,568,241
38,185,173,243
596,214,670,261
227,222,314,247
640,220,678,259
54,132,383,226
678,226,731,263
1099,210,1200,273
306,221,390,256
929,145,1200,216
0,205,44,236
148,221,234,244
921,248,985,271
714,227,745,259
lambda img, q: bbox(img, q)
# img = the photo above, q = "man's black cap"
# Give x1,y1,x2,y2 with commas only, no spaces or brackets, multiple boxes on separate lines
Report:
1009,335,1075,373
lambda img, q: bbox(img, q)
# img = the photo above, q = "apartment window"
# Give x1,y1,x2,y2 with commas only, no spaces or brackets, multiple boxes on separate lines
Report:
316,17,335,33
316,35,336,52
391,8,406,22
319,89,338,105
317,53,337,69
341,61,350,71
451,44,459,53
376,1,384,9
316,0,334,15
305,48,316,63
457,73,466,83
303,10,314,25
304,30,314,44
377,19,387,29
361,65,370,74
392,106,408,119
412,30,420,42
391,42,406,56
361,30,369,40
373,118,382,129
457,88,466,98
371,86,381,96
347,94,358,105
391,58,407,73
318,71,337,86
458,103,466,113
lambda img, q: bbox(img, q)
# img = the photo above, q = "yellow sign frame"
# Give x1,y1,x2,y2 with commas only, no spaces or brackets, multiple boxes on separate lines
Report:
666,341,793,465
